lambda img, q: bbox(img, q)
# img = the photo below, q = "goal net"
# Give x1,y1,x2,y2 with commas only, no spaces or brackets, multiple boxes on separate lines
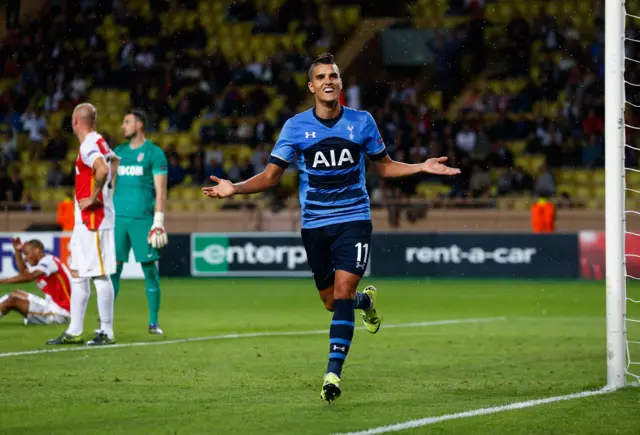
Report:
608,0,640,388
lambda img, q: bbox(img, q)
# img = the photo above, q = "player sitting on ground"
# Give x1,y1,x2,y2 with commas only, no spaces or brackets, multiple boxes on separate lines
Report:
0,238,71,325
203,53,460,403
111,109,169,335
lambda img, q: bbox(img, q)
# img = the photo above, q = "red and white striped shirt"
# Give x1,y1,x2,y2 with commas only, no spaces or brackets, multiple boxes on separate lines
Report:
30,254,72,312
74,132,115,230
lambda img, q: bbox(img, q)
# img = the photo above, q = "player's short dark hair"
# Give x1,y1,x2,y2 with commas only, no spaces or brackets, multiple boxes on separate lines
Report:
127,109,148,129
308,53,338,81
25,239,45,252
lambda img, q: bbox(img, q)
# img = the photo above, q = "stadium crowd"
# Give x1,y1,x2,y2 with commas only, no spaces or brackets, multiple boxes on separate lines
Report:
0,0,615,210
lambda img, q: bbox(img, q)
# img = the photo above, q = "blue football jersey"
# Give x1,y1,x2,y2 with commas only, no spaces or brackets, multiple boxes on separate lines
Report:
268,106,388,229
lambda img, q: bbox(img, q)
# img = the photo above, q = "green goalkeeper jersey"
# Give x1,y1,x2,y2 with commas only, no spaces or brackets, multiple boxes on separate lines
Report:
113,140,168,219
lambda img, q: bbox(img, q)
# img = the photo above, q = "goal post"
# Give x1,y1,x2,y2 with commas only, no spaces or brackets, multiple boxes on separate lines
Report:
605,0,627,389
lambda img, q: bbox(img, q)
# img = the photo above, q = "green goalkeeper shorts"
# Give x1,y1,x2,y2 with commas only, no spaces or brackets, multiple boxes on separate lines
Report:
114,216,160,263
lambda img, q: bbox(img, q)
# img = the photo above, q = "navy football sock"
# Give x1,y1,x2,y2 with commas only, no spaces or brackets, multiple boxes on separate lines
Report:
354,291,372,310
326,299,355,377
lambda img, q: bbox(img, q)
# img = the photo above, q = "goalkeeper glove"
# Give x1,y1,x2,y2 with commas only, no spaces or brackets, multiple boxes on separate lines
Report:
148,211,168,249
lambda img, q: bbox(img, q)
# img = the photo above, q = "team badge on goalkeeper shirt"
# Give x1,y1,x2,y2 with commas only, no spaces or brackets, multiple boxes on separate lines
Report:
137,153,144,162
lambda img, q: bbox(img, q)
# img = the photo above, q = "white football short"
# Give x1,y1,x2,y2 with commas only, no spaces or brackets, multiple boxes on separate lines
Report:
69,225,116,278
24,293,70,325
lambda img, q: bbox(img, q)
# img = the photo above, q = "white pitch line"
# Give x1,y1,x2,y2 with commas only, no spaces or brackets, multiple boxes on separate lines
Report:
0,316,505,358
331,388,612,435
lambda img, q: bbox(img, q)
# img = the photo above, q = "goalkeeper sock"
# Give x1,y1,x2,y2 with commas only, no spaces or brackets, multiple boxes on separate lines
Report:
326,299,355,378
354,291,372,310
142,262,161,325
111,262,124,299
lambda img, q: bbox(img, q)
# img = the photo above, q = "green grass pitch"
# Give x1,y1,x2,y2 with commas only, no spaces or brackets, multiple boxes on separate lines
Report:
0,278,638,434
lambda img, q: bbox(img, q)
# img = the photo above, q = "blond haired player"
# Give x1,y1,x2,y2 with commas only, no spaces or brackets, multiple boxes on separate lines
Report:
0,238,71,326
47,103,120,346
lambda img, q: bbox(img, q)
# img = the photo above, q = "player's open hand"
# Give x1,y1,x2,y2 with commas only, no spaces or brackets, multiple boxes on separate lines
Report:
11,237,23,252
202,176,237,199
78,197,103,210
422,157,461,176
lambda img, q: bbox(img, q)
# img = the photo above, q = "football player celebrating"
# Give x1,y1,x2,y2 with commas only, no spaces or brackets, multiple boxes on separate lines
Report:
202,53,460,403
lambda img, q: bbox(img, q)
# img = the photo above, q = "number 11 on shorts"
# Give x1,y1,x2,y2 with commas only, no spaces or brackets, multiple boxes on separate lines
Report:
355,242,369,264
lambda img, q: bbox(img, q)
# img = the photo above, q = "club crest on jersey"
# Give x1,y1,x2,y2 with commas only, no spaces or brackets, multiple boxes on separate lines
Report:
312,148,355,168
305,131,316,139
347,125,355,140
137,153,144,162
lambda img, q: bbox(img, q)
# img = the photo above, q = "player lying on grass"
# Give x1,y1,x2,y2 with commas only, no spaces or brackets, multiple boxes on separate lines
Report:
111,109,168,335
0,238,71,325
203,53,460,403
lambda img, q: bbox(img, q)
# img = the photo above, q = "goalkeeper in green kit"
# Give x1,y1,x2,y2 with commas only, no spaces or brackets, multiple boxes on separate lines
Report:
111,109,169,335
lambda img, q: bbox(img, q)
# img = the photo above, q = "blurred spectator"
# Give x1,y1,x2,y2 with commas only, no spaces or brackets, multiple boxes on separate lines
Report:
534,164,556,197
252,146,269,173
46,162,64,187
253,114,274,146
488,141,514,168
562,135,582,168
468,163,491,198
346,77,361,110
131,83,151,112
505,11,531,76
512,166,534,193
496,168,514,196
0,168,9,201
582,108,604,136
205,159,226,181
227,156,243,183
43,129,68,161
6,167,24,202
43,79,64,112
0,128,17,164
70,74,88,101
118,38,137,69
188,154,206,185
240,156,255,180
167,155,186,189
20,106,47,159
135,46,155,70
227,0,257,21
582,134,604,168
455,122,477,154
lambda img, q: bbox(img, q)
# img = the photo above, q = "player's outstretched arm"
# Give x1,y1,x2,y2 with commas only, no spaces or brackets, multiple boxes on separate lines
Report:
0,270,44,285
0,240,43,284
11,238,27,275
202,163,285,199
373,155,460,178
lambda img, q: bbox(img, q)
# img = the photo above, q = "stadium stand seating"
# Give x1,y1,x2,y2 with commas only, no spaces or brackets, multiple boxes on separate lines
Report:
0,0,615,217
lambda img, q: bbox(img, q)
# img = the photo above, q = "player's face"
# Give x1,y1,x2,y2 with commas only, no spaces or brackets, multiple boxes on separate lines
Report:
122,114,139,140
308,64,342,104
23,245,40,266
